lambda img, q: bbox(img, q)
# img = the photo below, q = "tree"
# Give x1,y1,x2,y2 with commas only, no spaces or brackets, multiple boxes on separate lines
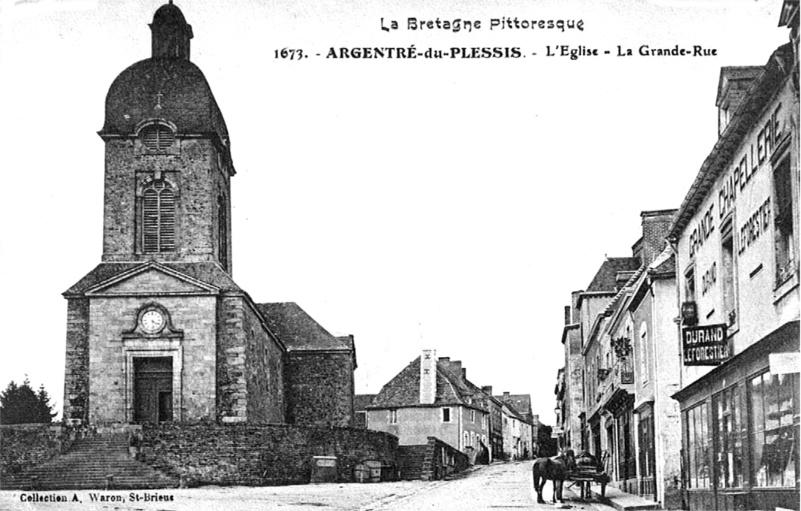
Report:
0,377,57,424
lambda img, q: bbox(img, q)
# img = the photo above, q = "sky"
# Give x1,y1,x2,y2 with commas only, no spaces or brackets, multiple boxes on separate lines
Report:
0,0,791,426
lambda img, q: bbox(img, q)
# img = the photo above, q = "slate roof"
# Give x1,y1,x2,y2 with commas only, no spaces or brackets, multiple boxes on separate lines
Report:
368,356,485,410
585,257,641,293
256,302,352,352
63,261,242,296
354,394,377,411
498,394,534,421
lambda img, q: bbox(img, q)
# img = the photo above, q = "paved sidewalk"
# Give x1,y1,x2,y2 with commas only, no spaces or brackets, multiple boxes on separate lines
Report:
591,485,659,511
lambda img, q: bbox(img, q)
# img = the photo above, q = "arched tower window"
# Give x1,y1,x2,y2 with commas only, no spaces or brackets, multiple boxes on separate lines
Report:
141,124,175,152
141,180,176,253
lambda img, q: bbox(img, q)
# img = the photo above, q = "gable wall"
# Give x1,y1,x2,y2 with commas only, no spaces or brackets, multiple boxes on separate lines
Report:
285,351,354,427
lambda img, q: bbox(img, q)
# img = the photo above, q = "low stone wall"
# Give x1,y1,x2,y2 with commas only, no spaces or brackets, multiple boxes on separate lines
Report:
0,424,66,478
423,436,469,481
137,422,399,486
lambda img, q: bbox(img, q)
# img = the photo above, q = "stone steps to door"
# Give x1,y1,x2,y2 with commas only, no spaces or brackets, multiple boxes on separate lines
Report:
0,433,178,490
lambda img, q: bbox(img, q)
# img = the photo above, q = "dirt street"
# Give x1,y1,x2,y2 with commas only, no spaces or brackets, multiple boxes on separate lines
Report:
0,461,611,511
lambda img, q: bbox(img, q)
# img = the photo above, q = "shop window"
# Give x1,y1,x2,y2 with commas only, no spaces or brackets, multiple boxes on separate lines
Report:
617,413,635,480
713,385,743,488
685,402,711,488
749,372,798,488
774,157,796,286
638,414,656,478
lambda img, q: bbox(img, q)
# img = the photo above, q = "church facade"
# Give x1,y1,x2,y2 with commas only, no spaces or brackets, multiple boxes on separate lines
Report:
62,2,355,427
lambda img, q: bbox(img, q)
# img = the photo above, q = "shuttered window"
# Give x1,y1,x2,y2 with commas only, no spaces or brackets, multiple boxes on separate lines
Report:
141,125,174,152
142,180,176,253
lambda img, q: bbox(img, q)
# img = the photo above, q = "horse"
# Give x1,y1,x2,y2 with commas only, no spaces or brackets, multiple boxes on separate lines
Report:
532,449,576,504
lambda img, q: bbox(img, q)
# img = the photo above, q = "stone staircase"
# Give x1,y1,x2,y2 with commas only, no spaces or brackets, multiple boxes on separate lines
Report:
396,445,428,480
1,433,178,490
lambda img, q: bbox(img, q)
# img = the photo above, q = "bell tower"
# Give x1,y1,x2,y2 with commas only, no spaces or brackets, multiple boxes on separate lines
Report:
98,1,234,273
150,0,193,60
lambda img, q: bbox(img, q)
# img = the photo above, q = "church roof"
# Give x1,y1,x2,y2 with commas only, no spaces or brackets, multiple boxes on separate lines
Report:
100,57,229,143
63,261,242,296
256,302,353,352
99,2,232,169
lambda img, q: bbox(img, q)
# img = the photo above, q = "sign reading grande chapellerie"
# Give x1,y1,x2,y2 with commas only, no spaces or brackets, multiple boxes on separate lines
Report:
682,324,729,366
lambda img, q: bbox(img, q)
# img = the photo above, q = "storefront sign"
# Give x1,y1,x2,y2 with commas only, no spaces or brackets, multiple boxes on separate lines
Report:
769,352,800,374
682,324,729,366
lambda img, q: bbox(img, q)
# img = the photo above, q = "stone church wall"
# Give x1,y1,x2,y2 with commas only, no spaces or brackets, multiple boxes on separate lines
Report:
137,422,398,486
286,352,355,427
64,298,90,421
216,296,286,423
88,295,217,422
243,301,285,423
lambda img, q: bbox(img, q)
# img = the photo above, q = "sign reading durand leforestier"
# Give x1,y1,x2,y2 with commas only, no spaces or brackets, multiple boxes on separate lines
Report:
683,324,729,365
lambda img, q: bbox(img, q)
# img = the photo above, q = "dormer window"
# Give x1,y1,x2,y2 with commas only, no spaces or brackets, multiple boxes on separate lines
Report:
141,124,175,152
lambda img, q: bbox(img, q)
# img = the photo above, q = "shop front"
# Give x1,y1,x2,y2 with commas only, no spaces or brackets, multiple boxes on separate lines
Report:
673,321,799,511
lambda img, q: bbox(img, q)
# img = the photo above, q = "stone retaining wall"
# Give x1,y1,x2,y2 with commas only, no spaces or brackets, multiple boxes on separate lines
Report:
422,436,470,481
137,422,398,486
0,424,70,478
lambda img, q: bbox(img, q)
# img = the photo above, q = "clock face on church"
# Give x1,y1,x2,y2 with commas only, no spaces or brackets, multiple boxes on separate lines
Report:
141,310,165,334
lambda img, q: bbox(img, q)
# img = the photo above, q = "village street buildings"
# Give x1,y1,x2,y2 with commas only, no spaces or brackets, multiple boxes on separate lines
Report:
363,350,538,463
554,3,799,509
668,27,799,511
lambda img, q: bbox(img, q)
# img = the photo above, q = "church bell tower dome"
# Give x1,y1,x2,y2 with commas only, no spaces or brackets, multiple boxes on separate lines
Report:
96,2,234,272
99,1,231,154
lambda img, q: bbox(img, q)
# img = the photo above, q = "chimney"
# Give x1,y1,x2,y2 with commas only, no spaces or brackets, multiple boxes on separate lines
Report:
462,368,467,382
503,391,510,400
564,306,571,326
571,291,582,323
637,210,678,266
420,349,437,404
450,360,463,380
482,385,493,395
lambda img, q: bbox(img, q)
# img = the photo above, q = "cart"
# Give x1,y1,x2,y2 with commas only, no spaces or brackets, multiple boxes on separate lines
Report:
566,451,610,500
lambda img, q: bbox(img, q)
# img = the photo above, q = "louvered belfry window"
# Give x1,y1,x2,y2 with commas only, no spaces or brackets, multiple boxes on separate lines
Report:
142,180,176,253
141,125,174,152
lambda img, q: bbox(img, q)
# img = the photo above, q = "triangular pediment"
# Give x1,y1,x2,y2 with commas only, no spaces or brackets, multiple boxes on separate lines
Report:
86,263,218,296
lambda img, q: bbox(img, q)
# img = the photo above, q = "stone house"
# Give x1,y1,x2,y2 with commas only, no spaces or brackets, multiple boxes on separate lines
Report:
478,386,505,461
365,350,490,460
62,2,356,428
668,26,799,511
560,210,681,508
496,393,536,459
